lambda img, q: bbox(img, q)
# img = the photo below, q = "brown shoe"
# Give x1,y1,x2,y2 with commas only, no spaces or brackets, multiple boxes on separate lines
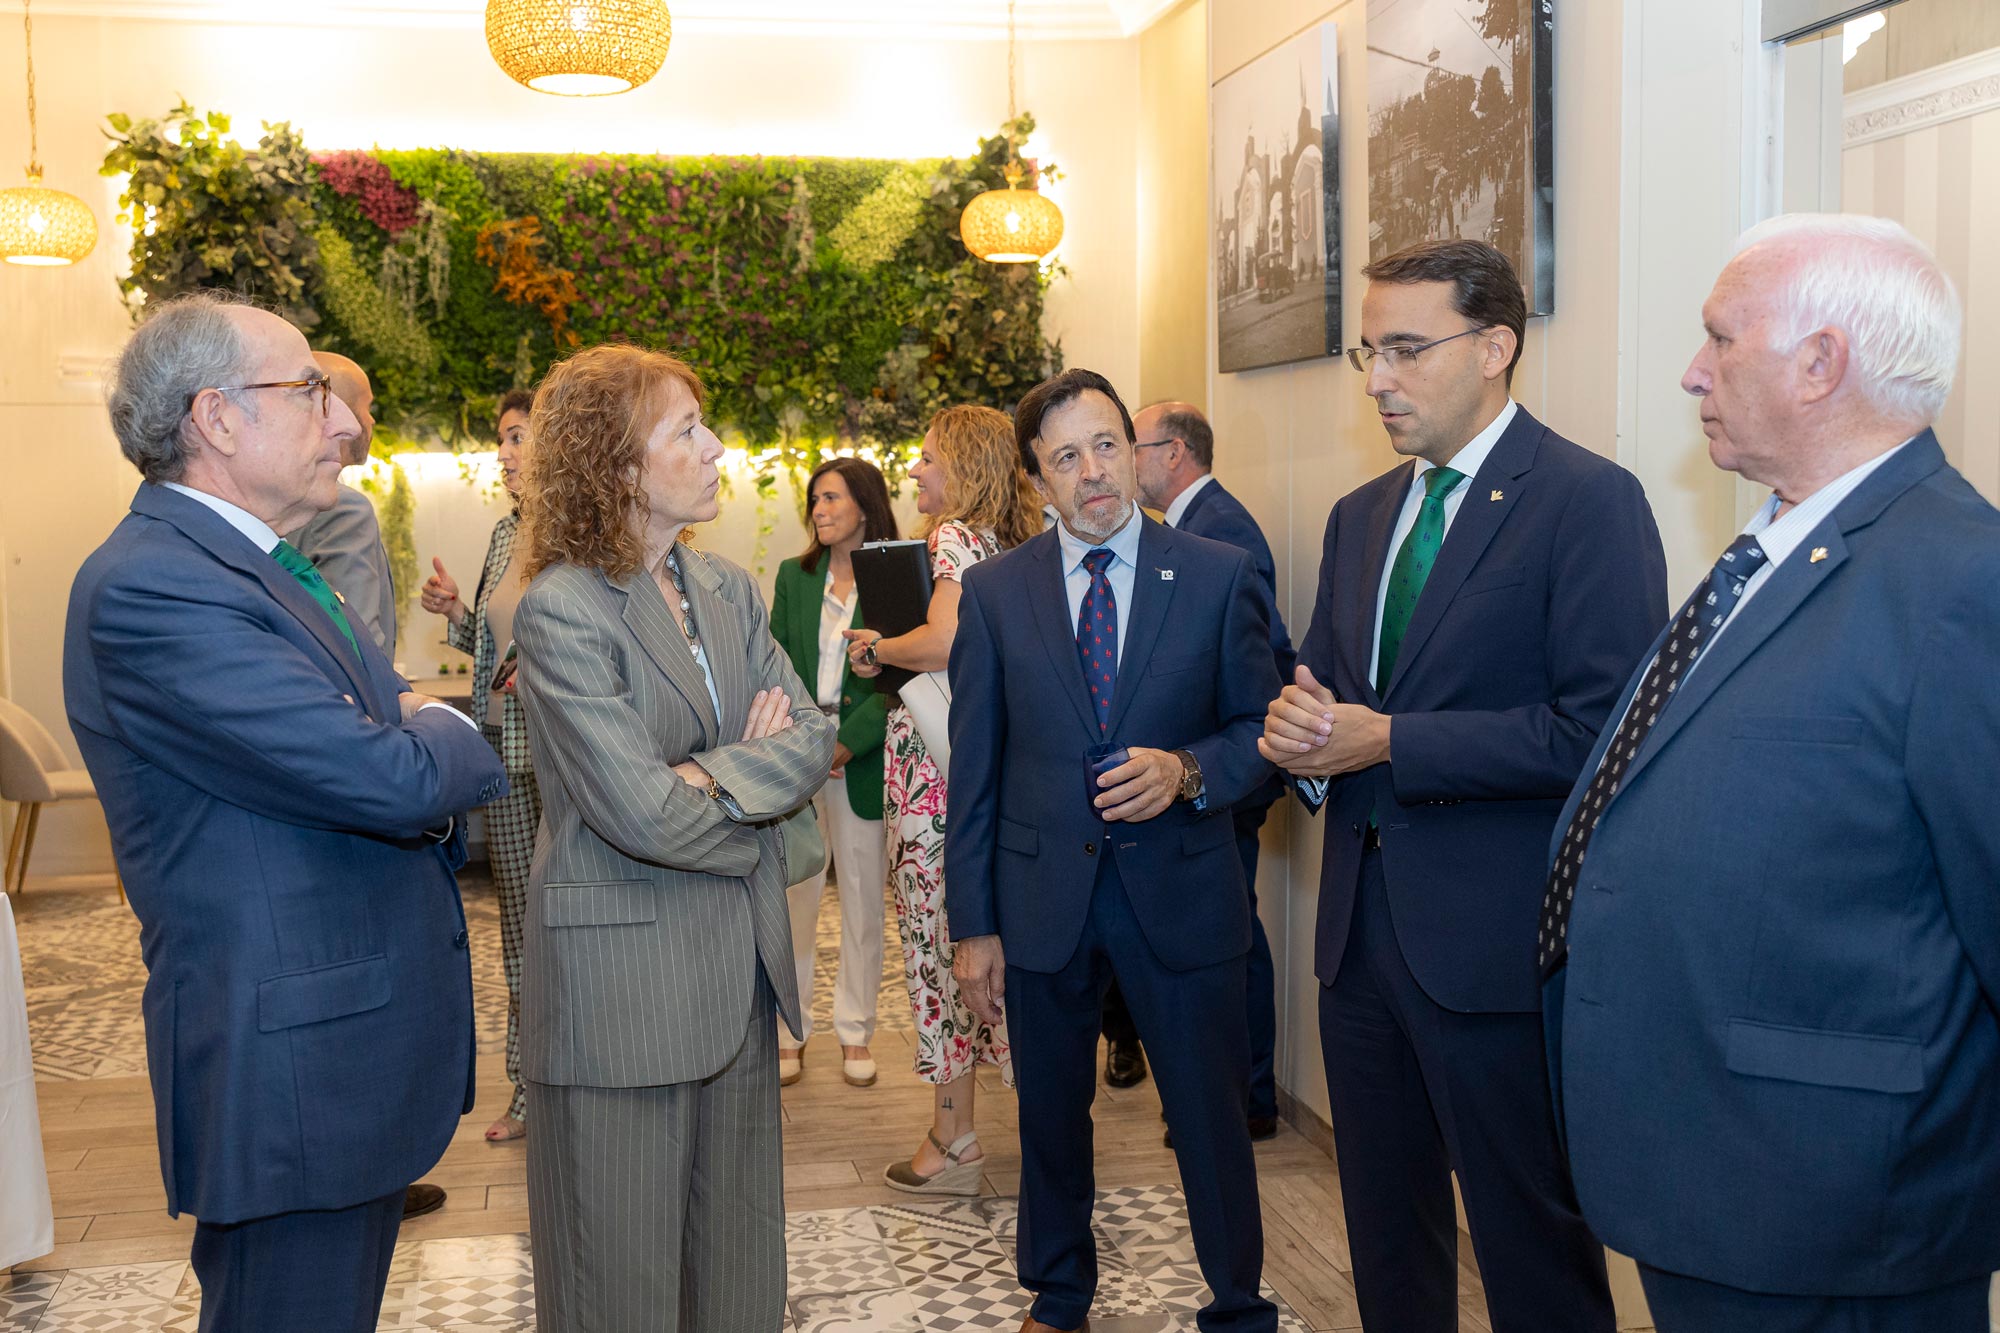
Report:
1019,1318,1089,1333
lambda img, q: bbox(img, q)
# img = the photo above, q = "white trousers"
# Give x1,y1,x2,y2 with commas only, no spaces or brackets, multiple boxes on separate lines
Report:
782,782,886,1050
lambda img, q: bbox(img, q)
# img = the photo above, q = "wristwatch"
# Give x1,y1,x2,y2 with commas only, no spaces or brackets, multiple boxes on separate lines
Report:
1171,749,1204,803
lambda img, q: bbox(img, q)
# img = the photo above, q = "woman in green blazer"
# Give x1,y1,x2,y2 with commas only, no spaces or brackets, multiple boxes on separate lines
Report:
770,457,899,1088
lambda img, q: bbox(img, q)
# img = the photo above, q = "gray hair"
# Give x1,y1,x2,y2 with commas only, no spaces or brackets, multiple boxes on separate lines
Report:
1146,402,1215,471
1735,213,1961,424
106,291,254,484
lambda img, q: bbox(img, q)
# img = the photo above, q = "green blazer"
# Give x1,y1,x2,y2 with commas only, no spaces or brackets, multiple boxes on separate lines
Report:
770,555,887,820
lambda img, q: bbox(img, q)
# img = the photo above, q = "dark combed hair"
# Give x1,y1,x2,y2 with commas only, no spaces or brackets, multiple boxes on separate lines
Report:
497,387,536,422
1147,403,1214,470
1012,368,1135,476
1361,238,1528,384
798,456,899,575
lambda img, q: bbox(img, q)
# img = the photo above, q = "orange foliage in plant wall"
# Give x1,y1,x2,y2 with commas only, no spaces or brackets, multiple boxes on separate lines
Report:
476,217,583,348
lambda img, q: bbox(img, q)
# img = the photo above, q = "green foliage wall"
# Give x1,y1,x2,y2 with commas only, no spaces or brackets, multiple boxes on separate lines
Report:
103,104,1062,456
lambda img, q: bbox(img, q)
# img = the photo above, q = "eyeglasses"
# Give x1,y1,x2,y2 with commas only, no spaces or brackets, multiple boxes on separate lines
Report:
192,374,334,417
1133,437,1178,451
1346,327,1489,374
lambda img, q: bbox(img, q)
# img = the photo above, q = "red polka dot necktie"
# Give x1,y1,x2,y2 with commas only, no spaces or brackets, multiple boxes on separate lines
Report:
1076,548,1118,734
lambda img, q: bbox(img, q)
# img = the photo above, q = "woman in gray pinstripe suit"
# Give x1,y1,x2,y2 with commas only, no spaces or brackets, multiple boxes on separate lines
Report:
512,344,835,1332
420,387,538,1143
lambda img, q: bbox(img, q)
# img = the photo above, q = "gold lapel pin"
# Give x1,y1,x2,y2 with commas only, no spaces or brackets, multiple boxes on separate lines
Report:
1490,489,1504,502
1810,547,1829,564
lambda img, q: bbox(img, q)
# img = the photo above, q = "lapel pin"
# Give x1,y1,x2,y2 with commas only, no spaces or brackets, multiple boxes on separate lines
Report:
1159,569,1175,581
334,590,347,604
1490,489,1504,502
1810,546,1828,563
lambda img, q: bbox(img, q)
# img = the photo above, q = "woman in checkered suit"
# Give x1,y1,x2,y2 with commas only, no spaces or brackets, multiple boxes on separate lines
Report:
420,388,539,1142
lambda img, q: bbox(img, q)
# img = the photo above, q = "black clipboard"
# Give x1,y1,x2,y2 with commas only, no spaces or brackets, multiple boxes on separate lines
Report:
851,539,933,693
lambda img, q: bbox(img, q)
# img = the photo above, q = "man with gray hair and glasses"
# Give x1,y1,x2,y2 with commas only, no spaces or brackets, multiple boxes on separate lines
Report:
1545,214,2000,1332
63,291,504,1332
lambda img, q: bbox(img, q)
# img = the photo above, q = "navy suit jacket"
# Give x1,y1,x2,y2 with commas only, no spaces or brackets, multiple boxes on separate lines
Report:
943,517,1281,974
1551,433,2000,1297
63,484,506,1224
1176,479,1296,815
1297,407,1667,1012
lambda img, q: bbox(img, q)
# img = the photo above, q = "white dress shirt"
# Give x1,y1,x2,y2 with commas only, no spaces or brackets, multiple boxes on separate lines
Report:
163,482,476,730
1057,506,1143,665
815,577,858,709
1369,399,1518,690
1162,472,1217,528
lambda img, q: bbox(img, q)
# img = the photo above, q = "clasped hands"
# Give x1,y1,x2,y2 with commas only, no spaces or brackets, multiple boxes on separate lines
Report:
1258,664,1392,778
671,687,796,788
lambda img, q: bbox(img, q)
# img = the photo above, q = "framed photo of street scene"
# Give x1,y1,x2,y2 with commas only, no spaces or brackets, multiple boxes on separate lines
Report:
1366,0,1555,314
1212,22,1342,374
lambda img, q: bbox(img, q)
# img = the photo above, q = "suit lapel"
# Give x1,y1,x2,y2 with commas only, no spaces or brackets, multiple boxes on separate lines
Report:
1025,534,1103,736
1107,518,1177,737
683,545,749,741
1383,413,1540,700
616,561,720,748
1176,478,1220,528
1351,464,1413,706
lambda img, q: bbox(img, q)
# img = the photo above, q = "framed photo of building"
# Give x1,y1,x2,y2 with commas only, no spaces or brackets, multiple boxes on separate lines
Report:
1366,0,1555,314
1212,22,1341,374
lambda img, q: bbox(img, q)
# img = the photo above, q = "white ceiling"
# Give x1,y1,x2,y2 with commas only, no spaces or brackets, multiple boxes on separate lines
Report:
26,0,1184,40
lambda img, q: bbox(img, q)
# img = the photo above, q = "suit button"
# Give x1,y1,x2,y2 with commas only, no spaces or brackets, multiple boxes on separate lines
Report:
1084,842,1096,856
453,929,468,949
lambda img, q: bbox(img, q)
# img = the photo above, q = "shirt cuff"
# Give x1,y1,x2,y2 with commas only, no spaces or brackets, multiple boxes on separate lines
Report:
416,700,481,732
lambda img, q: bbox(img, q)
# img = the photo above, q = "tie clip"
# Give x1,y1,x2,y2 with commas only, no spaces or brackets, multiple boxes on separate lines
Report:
1810,547,1828,563
1489,490,1504,502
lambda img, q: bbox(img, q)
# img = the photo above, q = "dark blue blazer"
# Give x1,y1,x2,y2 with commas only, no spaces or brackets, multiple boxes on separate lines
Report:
1551,433,2000,1297
943,517,1281,974
63,484,506,1224
1297,407,1667,1012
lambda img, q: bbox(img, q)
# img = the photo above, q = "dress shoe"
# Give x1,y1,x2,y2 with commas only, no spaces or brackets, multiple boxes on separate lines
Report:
1103,1040,1147,1088
402,1183,445,1219
1019,1316,1089,1332
1164,1115,1280,1150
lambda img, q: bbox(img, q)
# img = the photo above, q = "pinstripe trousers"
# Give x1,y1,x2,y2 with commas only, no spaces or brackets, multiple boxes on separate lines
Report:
526,977,784,1332
483,732,541,1125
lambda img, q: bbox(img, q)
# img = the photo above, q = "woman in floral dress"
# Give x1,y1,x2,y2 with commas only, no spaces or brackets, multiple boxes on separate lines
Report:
846,404,1042,1194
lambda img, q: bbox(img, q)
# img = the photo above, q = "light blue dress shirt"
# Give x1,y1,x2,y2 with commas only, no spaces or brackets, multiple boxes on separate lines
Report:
1056,505,1143,665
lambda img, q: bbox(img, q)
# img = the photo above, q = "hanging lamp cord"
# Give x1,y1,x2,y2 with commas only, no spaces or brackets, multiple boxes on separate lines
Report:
21,0,40,178
1003,0,1023,184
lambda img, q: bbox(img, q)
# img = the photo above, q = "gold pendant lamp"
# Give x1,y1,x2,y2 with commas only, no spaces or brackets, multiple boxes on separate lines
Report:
0,0,97,267
959,0,1064,264
485,0,673,97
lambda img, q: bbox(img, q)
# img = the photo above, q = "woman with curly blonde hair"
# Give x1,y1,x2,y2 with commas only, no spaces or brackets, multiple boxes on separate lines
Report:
510,343,834,1331
845,403,1039,1194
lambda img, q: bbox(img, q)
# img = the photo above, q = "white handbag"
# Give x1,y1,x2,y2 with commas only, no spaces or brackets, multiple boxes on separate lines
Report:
899,668,953,773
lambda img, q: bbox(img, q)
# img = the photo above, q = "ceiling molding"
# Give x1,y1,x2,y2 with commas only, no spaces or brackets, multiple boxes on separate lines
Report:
1844,43,2000,147
24,0,1137,41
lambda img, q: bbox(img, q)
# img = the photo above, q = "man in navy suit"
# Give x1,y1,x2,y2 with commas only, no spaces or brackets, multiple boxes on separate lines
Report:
1547,215,2000,1332
947,369,1282,1333
1262,239,1666,1333
64,292,505,1333
1133,401,1294,1140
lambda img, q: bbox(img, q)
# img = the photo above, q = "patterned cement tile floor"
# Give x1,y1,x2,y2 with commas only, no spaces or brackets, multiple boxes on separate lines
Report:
0,1187,1310,1332
20,870,909,1082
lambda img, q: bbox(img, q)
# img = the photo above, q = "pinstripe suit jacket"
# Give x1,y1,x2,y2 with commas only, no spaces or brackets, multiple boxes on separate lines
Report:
446,512,532,773
513,544,835,1087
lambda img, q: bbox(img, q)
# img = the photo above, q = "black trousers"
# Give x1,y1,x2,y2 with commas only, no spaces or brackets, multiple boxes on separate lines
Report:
1319,849,1613,1333
1102,801,1278,1121
1008,855,1276,1332
1639,1265,1988,1333
190,1188,404,1333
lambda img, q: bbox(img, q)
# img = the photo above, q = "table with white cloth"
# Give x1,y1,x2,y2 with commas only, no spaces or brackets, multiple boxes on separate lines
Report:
0,890,53,1268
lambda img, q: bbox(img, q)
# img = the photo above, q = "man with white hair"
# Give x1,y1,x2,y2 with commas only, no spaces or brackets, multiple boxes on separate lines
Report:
1544,214,2000,1331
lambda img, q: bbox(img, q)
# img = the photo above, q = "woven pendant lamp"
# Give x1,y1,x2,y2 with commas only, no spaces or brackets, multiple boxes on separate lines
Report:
0,0,97,266
960,0,1063,264
485,0,673,97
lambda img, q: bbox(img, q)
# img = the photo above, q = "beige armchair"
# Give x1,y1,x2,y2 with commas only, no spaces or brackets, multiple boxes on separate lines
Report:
0,696,119,900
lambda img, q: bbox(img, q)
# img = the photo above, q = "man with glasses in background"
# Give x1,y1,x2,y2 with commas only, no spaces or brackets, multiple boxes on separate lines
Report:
1260,239,1666,1332
64,291,504,1332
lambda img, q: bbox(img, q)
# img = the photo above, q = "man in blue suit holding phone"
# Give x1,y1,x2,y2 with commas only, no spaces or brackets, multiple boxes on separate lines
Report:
1545,214,2000,1332
64,292,506,1332
946,369,1282,1333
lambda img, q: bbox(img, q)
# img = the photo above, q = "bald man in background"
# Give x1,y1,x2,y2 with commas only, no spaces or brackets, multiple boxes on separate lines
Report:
293,352,400,662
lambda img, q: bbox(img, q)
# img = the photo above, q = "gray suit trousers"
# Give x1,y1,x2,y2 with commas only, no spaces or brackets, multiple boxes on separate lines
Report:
526,978,783,1333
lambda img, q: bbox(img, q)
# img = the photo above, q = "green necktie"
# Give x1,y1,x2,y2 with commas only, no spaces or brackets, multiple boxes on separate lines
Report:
1375,465,1466,689
271,539,361,661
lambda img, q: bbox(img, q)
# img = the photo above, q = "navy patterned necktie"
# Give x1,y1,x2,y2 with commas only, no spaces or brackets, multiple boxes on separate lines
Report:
1539,532,1772,976
1076,548,1118,733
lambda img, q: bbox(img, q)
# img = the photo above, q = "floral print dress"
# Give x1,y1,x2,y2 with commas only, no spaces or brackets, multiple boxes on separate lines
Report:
884,520,1012,1086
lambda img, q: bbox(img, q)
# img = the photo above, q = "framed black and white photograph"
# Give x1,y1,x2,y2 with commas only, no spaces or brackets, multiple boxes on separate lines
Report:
1212,22,1341,374
1366,0,1554,314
